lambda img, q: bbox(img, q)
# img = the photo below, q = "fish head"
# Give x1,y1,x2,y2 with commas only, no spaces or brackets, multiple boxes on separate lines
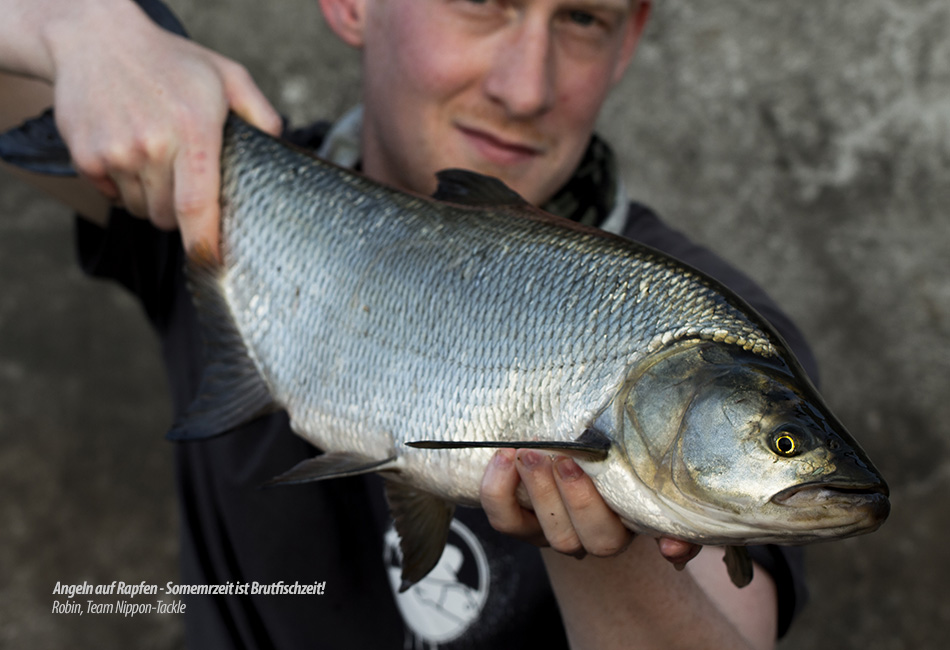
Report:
599,339,889,545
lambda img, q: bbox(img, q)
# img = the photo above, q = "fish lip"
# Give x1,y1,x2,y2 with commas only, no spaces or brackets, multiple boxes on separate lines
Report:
771,480,890,508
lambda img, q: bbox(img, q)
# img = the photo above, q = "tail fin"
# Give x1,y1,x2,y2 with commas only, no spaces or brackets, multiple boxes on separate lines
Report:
0,109,74,176
129,0,189,37
0,0,189,176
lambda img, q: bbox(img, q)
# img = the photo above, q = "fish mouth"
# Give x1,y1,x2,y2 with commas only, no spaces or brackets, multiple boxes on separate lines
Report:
772,481,890,513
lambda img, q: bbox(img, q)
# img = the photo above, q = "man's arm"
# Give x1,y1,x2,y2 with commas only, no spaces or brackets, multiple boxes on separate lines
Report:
0,0,281,256
543,540,777,650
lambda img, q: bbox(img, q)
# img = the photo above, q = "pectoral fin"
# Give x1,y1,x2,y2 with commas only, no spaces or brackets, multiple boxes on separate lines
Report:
264,452,397,487
384,481,456,592
723,546,754,588
406,428,612,462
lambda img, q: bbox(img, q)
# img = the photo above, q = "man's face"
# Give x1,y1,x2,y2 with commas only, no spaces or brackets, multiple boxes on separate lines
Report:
353,0,648,206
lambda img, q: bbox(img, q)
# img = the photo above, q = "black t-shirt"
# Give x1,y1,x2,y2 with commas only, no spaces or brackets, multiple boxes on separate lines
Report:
76,129,812,649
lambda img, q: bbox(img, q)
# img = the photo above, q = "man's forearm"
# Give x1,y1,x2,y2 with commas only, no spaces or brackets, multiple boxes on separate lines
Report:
543,537,778,650
0,0,128,81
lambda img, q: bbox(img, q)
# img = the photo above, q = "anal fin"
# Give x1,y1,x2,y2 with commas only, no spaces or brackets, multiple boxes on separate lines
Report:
264,452,398,486
384,480,456,592
723,546,754,588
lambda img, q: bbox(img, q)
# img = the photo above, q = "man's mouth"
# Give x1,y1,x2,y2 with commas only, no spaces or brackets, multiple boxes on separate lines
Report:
456,124,545,166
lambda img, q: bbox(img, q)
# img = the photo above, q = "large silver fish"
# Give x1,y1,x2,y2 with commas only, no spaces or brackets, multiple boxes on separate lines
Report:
181,117,887,588
1,114,890,591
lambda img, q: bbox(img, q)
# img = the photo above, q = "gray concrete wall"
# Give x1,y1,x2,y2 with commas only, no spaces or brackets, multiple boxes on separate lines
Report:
1,0,947,647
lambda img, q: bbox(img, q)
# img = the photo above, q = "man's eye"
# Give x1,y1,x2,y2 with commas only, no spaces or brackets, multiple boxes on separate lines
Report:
459,0,500,11
568,10,597,27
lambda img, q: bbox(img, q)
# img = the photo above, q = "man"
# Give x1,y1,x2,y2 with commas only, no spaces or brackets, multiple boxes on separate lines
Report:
0,0,810,647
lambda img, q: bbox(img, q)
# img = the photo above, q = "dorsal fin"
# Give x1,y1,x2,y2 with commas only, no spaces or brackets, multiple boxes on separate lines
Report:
432,169,531,207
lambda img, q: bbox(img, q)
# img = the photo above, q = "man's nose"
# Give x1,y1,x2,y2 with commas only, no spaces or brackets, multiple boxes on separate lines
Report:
483,21,555,118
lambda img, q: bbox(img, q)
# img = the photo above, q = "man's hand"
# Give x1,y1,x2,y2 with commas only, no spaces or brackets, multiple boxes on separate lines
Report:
480,448,701,566
3,0,282,258
481,448,777,649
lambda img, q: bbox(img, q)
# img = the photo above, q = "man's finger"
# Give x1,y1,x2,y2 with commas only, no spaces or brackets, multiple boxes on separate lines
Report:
657,537,702,570
552,456,633,557
222,59,283,137
481,449,547,545
110,168,148,221
141,158,175,230
173,127,223,259
516,451,584,556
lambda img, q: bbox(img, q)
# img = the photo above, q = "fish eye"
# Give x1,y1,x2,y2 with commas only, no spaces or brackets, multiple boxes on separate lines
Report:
770,428,805,457
775,434,797,455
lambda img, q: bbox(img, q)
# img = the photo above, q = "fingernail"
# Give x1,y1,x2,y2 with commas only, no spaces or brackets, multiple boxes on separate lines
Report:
554,457,583,481
492,449,514,469
519,450,543,468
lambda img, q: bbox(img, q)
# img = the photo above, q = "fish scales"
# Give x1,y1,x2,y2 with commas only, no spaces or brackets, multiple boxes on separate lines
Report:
217,119,776,502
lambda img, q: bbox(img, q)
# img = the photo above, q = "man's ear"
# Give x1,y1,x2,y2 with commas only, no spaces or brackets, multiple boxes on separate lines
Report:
319,0,368,48
611,0,651,84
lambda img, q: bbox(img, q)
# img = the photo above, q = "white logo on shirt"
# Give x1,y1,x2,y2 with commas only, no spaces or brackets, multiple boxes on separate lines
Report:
384,519,490,648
